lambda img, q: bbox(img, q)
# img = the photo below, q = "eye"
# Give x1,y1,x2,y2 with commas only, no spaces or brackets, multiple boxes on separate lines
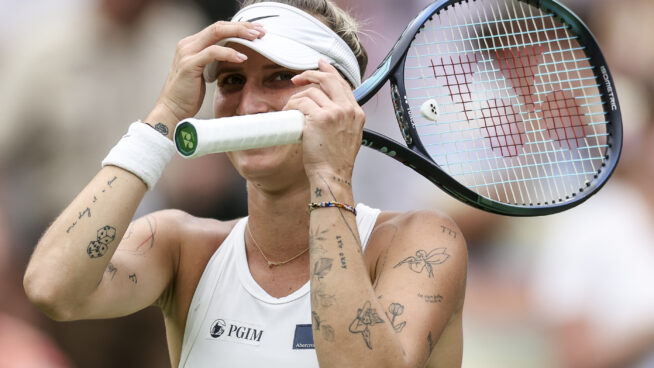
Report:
265,71,298,89
217,74,245,90
271,71,296,82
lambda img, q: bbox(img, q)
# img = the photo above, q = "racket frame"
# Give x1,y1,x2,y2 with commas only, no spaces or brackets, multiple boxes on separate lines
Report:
352,0,622,216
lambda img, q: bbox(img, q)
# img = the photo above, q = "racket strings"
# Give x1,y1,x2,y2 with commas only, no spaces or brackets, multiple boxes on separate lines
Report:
403,0,609,206
546,10,607,165
446,6,511,201
415,10,499,199
489,0,561,203
526,3,605,192
460,1,535,204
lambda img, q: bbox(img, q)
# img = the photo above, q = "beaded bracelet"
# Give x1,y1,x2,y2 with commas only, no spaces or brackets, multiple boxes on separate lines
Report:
308,201,357,216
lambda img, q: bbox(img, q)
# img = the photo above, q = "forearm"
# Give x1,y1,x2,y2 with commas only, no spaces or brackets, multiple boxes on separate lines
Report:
24,165,146,319
308,173,407,367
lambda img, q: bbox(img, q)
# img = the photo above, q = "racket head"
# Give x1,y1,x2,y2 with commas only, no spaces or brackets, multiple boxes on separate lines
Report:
372,0,622,216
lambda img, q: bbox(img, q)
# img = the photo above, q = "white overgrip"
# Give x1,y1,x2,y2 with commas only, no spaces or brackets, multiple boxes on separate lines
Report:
176,110,305,158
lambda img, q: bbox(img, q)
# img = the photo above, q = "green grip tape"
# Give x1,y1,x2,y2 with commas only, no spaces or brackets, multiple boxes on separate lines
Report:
175,121,198,157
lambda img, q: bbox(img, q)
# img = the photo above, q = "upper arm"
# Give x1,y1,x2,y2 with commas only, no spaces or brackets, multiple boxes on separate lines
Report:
369,210,468,366
75,209,185,320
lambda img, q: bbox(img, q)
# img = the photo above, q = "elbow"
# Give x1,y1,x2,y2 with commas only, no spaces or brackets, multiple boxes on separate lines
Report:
23,268,78,322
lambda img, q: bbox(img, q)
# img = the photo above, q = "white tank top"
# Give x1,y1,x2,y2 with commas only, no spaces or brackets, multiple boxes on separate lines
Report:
178,203,381,368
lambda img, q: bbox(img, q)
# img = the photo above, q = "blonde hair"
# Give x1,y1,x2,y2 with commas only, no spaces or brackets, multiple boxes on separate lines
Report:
239,0,368,77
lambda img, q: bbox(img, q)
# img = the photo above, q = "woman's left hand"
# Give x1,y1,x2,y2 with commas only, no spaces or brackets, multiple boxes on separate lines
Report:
284,59,365,181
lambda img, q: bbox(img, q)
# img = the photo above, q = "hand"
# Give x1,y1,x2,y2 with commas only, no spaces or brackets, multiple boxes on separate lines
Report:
146,21,265,133
285,59,365,181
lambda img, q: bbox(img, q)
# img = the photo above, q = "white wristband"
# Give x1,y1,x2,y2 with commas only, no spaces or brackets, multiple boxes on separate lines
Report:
102,122,176,190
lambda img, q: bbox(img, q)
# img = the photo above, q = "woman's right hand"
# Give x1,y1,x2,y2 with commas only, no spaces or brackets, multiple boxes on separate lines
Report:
145,21,265,137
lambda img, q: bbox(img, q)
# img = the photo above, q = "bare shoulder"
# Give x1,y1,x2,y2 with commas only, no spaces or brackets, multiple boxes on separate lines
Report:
366,208,468,305
368,209,467,264
383,209,463,237
155,209,238,244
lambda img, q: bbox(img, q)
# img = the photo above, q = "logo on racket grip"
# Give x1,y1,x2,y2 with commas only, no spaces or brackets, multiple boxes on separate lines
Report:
175,122,198,156
180,132,195,149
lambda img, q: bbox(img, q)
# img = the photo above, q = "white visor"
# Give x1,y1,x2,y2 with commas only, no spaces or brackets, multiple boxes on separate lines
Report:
203,2,362,87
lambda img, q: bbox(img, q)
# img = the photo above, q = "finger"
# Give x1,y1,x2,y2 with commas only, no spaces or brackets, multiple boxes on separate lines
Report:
179,45,248,76
292,58,344,81
284,96,322,121
291,86,334,109
182,21,265,54
291,59,343,85
291,60,353,104
317,59,359,106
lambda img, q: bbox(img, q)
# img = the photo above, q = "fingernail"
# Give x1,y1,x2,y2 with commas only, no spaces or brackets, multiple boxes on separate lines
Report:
253,24,266,34
248,29,261,37
237,52,248,61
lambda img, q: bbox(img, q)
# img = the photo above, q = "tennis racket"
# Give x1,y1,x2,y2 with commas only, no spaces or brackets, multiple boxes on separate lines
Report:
174,0,622,216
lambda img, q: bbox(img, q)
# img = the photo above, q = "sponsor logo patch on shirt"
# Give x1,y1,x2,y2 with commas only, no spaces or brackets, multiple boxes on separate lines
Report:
209,318,264,346
293,324,315,349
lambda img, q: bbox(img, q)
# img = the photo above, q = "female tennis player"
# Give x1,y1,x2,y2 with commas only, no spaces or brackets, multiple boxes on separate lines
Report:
24,1,467,367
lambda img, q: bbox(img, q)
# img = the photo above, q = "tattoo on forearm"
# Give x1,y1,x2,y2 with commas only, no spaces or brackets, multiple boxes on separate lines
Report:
440,225,457,239
154,123,169,136
66,221,78,234
349,301,385,350
312,311,335,342
387,302,407,333
418,293,443,303
78,207,91,219
107,176,118,187
311,285,336,308
314,187,323,198
128,273,138,284
393,248,450,278
106,262,118,280
315,173,360,247
312,258,336,307
332,176,351,187
67,177,118,235
87,225,117,258
313,258,333,280
309,226,329,254
336,235,347,269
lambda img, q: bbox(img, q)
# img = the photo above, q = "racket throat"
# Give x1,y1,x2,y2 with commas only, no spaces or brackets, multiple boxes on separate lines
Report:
391,84,414,146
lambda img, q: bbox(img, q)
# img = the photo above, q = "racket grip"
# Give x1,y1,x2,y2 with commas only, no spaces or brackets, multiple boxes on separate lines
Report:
174,110,305,158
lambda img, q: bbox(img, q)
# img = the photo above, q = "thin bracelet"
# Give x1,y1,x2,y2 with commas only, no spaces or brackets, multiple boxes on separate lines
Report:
308,201,357,216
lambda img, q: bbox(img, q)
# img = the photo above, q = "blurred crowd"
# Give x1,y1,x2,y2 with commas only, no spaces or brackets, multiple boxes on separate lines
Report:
0,0,652,367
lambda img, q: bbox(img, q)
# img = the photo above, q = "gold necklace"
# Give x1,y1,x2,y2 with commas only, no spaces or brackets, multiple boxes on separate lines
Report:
246,223,309,268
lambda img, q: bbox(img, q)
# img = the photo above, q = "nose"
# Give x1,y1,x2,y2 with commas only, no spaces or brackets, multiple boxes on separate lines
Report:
235,81,273,116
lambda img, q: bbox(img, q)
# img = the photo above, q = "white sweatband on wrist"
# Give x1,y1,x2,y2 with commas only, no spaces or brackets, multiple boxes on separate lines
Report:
102,122,176,190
